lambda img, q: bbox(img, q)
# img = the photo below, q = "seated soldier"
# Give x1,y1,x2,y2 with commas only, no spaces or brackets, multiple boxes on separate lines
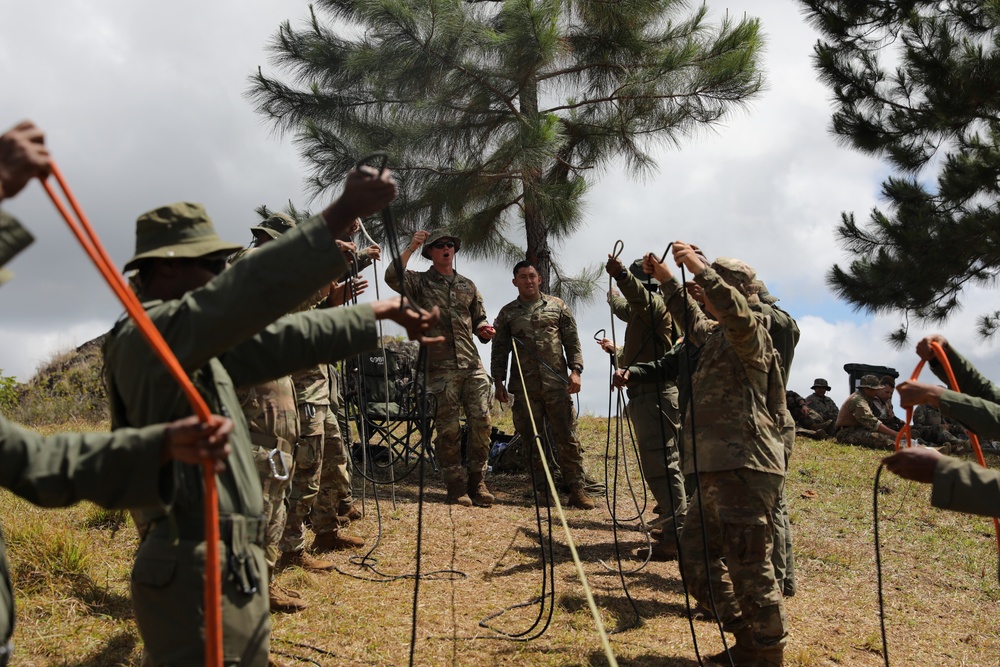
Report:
805,378,838,436
786,389,831,440
869,376,904,430
913,394,969,453
836,374,899,449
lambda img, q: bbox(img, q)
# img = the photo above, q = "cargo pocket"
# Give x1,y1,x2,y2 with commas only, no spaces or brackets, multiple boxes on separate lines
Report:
720,509,769,565
131,554,177,587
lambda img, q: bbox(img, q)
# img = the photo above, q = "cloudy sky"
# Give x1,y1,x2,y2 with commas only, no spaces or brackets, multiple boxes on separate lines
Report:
1,0,995,417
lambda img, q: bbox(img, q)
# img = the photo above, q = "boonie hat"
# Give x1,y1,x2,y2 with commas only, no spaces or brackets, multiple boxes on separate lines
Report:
421,229,461,260
124,203,243,272
811,378,831,390
250,212,297,240
629,258,659,286
711,257,757,294
858,374,881,390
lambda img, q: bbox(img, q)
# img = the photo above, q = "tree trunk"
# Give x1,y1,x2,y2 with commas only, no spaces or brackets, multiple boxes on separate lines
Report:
519,77,552,292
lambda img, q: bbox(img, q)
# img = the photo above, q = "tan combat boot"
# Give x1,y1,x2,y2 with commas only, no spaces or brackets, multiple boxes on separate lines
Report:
338,499,363,522
446,478,473,507
636,538,678,561
467,471,495,507
278,549,335,573
269,581,309,613
708,625,757,666
312,531,365,552
567,483,596,510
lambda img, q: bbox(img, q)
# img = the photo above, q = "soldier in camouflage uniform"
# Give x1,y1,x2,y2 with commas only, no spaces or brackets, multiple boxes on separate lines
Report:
912,399,967,452
786,390,831,439
492,261,594,510
231,214,307,612
805,379,838,437
603,256,684,548
386,229,495,507
835,374,899,449
615,246,789,667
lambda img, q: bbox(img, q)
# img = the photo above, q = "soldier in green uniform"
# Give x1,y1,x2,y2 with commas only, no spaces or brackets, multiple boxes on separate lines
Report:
835,375,899,449
614,245,790,667
385,229,495,507
0,119,234,665
887,334,1000,578
912,400,967,451
103,169,441,667
805,379,838,434
492,261,594,510
603,256,684,547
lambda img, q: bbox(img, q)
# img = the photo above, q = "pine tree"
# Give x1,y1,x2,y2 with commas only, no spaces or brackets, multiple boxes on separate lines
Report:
249,0,763,294
801,1,1000,342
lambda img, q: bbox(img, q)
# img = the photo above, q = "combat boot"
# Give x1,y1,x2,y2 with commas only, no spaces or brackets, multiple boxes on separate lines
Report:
278,549,335,573
446,478,473,507
757,645,783,667
467,471,495,507
312,531,365,552
636,538,678,561
338,500,363,522
707,625,757,666
567,483,596,510
269,582,308,613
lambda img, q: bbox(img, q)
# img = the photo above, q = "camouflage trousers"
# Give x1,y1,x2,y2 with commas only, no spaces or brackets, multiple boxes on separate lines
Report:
771,435,796,597
251,435,294,570
626,384,687,532
836,426,895,449
680,469,787,650
280,402,328,554
314,374,353,537
511,389,586,488
429,368,491,484
913,424,965,446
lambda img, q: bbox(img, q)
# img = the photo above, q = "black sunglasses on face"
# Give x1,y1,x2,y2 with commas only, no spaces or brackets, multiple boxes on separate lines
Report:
432,241,455,249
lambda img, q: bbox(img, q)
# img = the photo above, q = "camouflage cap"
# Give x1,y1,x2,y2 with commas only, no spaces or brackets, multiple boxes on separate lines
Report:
629,258,659,287
124,202,243,272
421,229,461,260
811,378,831,390
756,280,778,304
0,210,34,287
250,211,296,240
711,257,757,294
858,374,882,390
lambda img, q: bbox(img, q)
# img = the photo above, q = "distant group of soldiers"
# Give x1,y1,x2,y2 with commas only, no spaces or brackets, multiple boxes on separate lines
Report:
2,118,1000,667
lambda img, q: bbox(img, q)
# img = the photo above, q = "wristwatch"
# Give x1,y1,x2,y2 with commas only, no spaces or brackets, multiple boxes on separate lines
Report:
571,364,583,374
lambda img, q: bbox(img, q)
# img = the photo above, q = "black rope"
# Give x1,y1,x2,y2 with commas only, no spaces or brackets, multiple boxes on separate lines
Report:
874,463,891,667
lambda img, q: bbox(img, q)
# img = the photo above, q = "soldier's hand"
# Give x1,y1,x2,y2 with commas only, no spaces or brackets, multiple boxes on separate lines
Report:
372,297,445,345
567,370,581,395
0,120,50,201
642,252,672,283
916,334,949,362
494,381,510,404
882,446,943,484
477,323,496,341
897,380,944,408
685,280,705,304
162,414,233,473
336,239,358,263
672,242,705,275
409,230,430,252
605,254,625,278
324,167,397,228
596,337,616,355
612,369,630,390
364,244,382,261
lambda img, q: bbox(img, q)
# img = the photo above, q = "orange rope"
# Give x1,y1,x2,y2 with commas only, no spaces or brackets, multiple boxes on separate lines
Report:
896,340,1000,549
41,162,223,667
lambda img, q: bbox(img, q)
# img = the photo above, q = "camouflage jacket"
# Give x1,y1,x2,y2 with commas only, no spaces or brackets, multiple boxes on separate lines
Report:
492,294,583,395
752,301,799,384
385,265,488,371
608,271,676,368
806,392,839,422
627,267,788,476
786,390,824,427
835,391,881,431
913,403,943,428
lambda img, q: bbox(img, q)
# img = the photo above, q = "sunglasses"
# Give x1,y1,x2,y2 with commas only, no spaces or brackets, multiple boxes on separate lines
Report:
432,241,456,250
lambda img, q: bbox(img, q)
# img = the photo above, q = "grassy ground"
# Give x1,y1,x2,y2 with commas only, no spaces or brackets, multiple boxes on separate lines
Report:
3,416,998,666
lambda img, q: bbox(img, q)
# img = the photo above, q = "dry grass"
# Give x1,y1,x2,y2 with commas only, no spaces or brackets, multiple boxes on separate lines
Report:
3,416,999,666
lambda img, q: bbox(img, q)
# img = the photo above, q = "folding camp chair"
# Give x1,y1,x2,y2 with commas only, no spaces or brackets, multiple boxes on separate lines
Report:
343,345,437,475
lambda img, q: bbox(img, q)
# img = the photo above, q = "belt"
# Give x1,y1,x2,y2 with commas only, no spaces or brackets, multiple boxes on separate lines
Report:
148,513,266,547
